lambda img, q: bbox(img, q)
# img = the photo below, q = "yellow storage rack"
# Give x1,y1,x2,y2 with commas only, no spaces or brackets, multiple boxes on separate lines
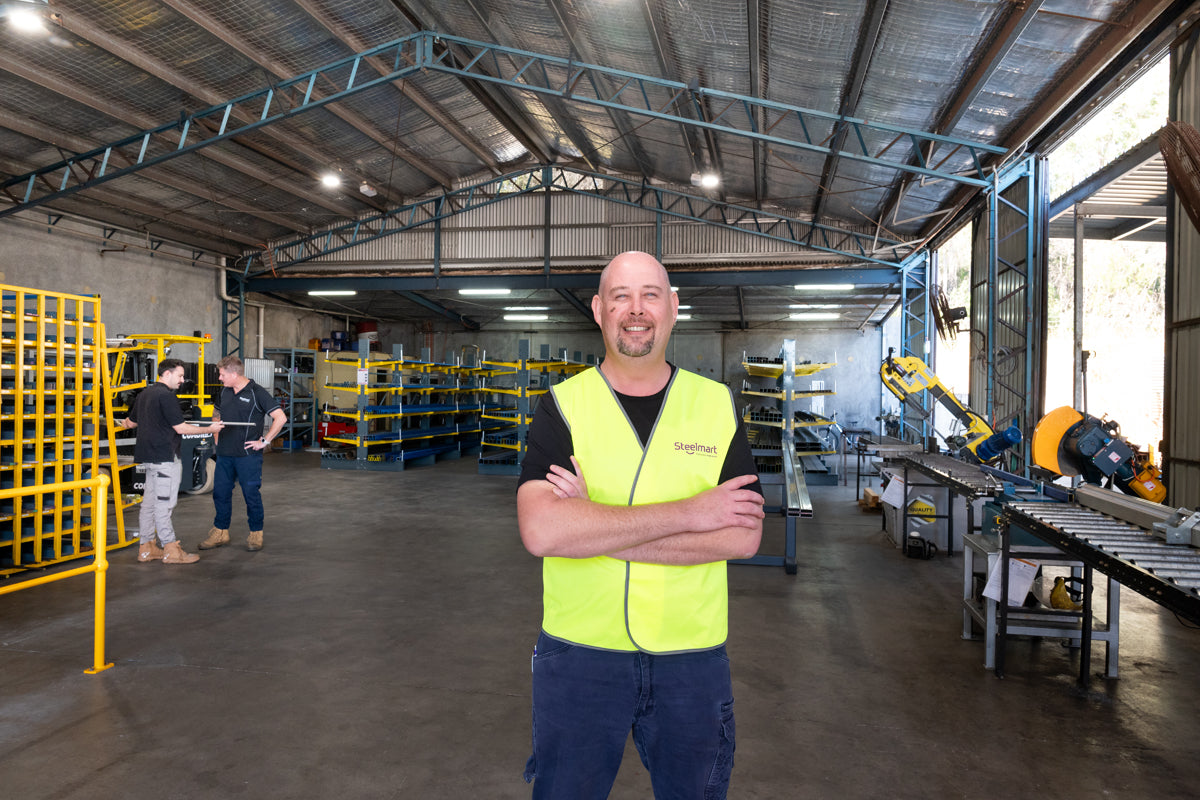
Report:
320,343,484,471
477,340,591,476
0,285,111,575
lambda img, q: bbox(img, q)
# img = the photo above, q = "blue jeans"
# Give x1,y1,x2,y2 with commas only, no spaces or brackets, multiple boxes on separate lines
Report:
212,454,264,531
524,631,736,799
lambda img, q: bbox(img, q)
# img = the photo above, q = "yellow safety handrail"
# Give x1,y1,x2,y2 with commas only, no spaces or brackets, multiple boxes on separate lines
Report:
0,474,113,674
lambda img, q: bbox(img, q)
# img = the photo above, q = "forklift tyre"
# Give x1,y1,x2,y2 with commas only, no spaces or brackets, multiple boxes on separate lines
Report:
182,458,216,495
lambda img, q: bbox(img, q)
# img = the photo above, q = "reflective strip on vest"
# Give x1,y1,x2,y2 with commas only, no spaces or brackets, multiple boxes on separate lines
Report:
542,367,737,653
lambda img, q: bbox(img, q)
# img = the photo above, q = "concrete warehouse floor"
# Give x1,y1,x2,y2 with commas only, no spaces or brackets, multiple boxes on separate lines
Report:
2,453,1200,799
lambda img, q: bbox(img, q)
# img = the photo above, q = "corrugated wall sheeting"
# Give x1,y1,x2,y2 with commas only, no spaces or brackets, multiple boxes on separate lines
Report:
1168,33,1200,508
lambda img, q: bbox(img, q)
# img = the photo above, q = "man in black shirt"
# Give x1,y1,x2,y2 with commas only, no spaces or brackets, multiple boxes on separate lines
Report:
199,355,286,552
123,359,224,564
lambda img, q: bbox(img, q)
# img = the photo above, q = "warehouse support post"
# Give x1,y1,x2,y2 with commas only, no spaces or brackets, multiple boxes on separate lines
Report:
0,474,113,674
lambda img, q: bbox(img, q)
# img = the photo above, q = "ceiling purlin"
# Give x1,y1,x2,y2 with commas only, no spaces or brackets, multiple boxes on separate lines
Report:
0,108,307,234
292,0,505,177
543,0,657,178
918,0,1180,244
555,288,593,322
809,0,890,228
879,0,1045,237
49,15,402,213
391,0,557,164
0,48,358,221
158,0,455,191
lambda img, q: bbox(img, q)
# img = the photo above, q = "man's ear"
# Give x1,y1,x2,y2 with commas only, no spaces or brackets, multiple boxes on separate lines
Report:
591,293,602,323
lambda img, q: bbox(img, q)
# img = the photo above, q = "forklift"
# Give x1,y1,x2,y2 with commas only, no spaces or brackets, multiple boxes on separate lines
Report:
104,333,219,496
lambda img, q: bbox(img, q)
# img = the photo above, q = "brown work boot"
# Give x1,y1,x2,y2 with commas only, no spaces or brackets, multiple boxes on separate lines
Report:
247,530,263,551
137,539,163,562
161,541,199,564
199,527,229,550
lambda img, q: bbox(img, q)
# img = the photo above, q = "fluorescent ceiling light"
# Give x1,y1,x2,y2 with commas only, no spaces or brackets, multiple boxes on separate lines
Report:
504,305,549,311
503,314,548,321
790,312,840,321
307,290,357,297
676,314,693,320
789,304,840,309
677,305,693,310
460,288,512,296
795,283,854,291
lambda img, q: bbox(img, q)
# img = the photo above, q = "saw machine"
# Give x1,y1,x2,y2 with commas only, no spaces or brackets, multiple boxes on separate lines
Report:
880,349,1021,464
1031,406,1166,503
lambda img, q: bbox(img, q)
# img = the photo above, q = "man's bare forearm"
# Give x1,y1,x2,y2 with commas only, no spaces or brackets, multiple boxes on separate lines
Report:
608,522,763,566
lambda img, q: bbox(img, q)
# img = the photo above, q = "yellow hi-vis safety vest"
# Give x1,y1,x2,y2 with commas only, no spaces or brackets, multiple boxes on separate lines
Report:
542,366,738,653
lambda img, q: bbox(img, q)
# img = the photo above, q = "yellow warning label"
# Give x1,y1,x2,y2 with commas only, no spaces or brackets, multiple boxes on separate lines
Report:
907,499,936,521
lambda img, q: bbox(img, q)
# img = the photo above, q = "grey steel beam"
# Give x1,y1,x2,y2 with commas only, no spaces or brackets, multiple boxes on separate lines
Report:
556,288,593,322
1047,134,1163,218
544,0,656,177
294,0,503,176
395,0,558,165
159,0,453,189
396,291,480,330
811,0,890,226
51,11,398,210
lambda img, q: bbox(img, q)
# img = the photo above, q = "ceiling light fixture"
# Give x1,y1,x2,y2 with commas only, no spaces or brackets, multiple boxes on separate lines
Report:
459,288,512,296
503,314,548,322
504,306,549,311
320,172,341,189
794,284,855,291
5,0,49,34
358,181,377,197
789,312,840,321
677,305,693,310
689,172,720,189
789,303,840,309
675,314,693,320
307,289,357,297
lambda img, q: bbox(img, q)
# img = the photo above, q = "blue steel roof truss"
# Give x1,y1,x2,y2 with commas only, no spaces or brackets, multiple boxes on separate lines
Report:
2,32,1005,260
249,166,912,276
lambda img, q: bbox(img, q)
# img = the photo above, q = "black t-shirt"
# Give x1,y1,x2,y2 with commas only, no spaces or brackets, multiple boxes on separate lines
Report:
130,382,185,463
214,379,278,457
518,365,762,495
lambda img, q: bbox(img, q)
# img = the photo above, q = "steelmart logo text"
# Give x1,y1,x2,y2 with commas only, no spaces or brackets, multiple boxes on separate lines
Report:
674,440,719,457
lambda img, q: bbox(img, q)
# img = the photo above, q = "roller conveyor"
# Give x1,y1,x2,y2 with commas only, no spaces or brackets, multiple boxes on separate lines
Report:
1002,500,1200,625
898,453,1005,498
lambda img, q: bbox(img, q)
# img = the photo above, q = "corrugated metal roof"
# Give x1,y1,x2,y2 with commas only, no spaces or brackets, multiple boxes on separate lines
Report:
1,0,1196,326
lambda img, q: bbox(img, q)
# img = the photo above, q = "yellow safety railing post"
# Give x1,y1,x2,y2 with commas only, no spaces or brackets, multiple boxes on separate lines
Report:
0,473,114,674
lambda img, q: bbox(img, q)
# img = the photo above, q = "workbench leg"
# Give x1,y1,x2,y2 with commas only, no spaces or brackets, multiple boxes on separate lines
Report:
1106,579,1120,679
995,528,1010,678
1079,564,1094,691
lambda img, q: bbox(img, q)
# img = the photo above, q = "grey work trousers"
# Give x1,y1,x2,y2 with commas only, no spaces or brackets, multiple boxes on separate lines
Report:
139,458,182,545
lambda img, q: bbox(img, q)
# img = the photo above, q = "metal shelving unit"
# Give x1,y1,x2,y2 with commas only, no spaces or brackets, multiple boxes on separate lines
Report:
477,340,590,476
265,347,317,449
0,285,116,574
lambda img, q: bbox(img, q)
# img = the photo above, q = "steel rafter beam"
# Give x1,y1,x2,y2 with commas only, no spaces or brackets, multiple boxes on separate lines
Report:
248,167,912,275
396,291,480,330
556,288,593,322
426,34,1006,186
51,11,400,210
881,0,1044,230
294,0,503,176
158,0,451,188
746,0,767,206
811,0,890,226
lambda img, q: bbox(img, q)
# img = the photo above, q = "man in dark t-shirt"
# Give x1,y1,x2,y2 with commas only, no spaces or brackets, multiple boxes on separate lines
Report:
124,358,224,564
199,355,286,552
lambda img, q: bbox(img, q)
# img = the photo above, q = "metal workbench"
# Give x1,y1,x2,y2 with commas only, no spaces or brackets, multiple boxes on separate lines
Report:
896,453,1007,556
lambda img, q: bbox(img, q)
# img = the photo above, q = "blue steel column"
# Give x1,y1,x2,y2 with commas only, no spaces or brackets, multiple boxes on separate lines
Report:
221,274,245,358
898,250,931,443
